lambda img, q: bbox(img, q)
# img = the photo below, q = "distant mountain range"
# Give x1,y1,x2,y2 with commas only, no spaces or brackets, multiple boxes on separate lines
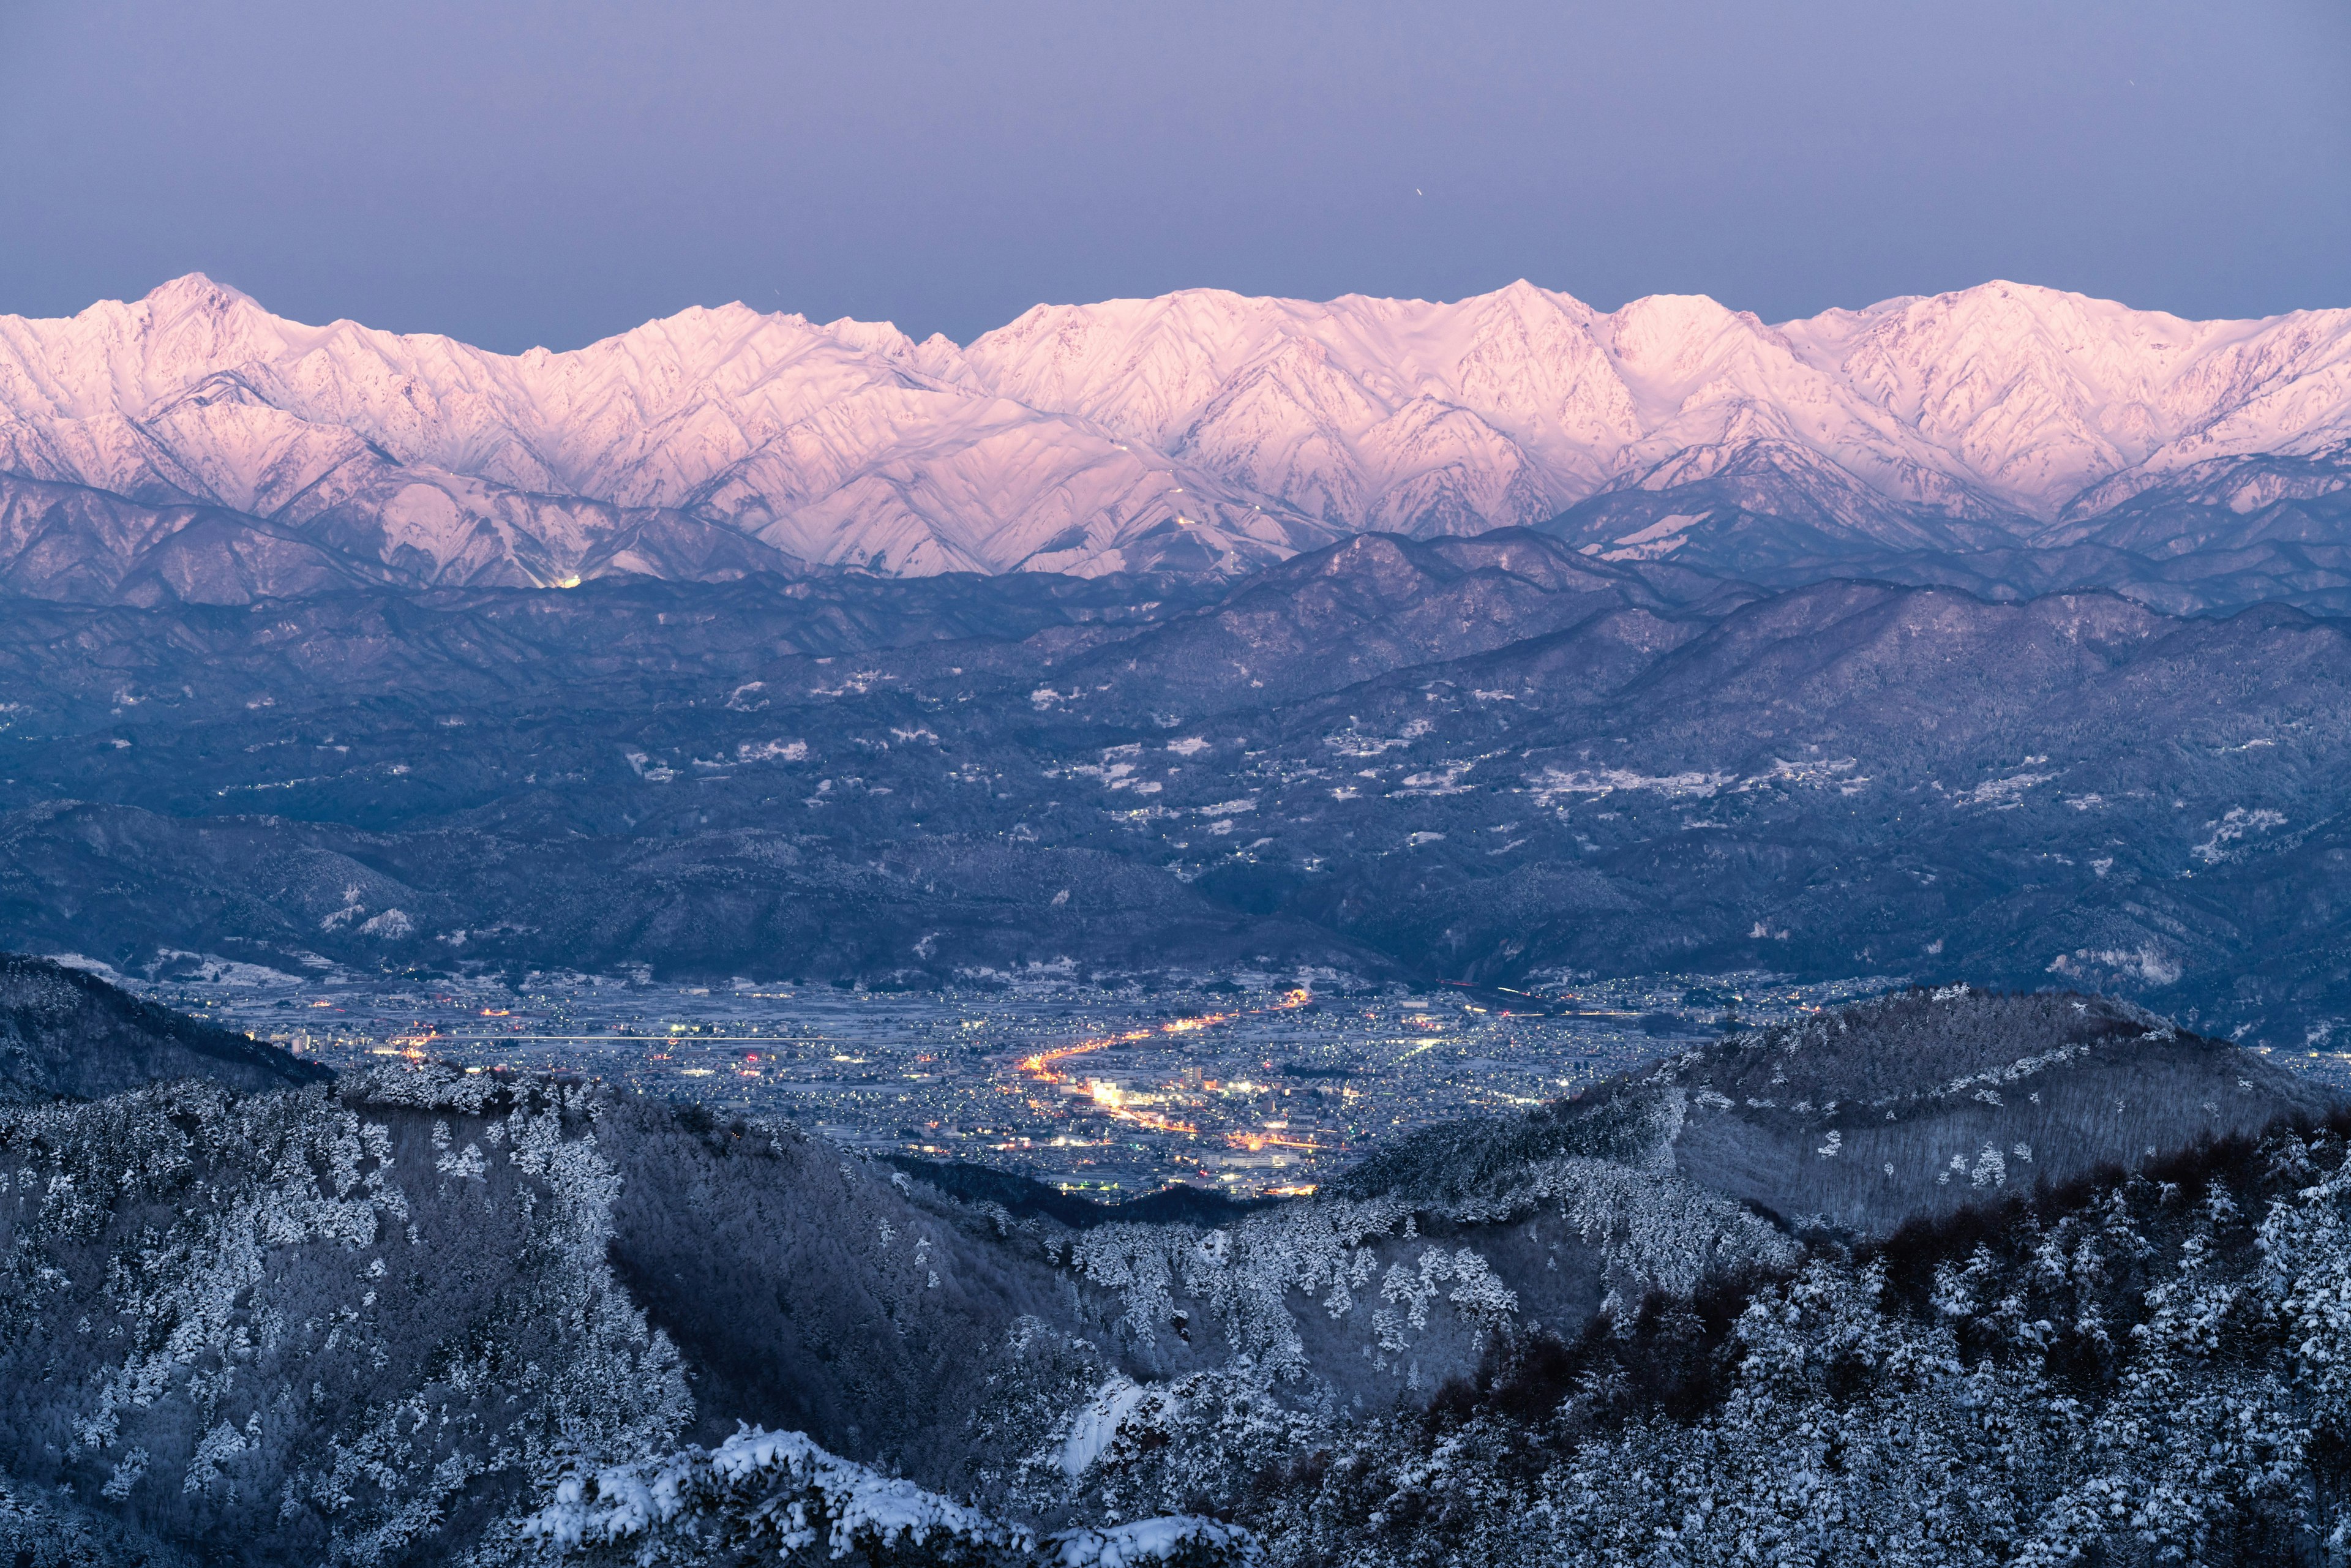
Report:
6,274,2351,1041
2,275,2347,608
5,528,2350,1041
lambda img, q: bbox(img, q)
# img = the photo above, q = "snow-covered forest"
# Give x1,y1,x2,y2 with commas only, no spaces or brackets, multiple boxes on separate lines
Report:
1161,1114,2351,1566
1,984,2347,1566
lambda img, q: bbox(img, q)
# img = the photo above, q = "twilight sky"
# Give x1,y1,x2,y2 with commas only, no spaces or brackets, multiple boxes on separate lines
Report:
2,0,2346,351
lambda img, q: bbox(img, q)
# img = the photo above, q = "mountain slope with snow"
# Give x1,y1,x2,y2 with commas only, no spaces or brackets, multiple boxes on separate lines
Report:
0,275,2345,601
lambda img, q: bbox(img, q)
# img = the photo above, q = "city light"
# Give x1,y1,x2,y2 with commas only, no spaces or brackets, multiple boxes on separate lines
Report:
125,972,1912,1196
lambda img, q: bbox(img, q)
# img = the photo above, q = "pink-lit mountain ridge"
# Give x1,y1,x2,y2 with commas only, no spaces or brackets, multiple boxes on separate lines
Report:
1,274,2346,604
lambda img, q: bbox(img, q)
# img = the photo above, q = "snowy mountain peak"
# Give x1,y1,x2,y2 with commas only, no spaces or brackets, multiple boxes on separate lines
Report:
0,274,2345,601
138,271,260,317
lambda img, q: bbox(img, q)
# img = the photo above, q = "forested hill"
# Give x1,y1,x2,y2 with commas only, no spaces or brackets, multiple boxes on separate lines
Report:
12,535,2351,1045
2,982,2346,1565
1343,989,2341,1237
0,951,330,1102
1231,1099,2351,1567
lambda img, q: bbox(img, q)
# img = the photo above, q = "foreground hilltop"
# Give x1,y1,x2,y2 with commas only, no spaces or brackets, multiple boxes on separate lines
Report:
1659,988,2339,1231
1390,987,2342,1236
2,975,2343,1566
0,951,328,1102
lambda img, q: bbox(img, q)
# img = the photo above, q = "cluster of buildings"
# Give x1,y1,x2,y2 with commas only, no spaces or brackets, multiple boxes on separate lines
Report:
157,969,1901,1198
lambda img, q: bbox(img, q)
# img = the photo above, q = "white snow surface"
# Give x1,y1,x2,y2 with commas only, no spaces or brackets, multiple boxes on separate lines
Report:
1054,1515,1261,1566
523,1424,1016,1559
4,274,2348,587
520,1420,1253,1564
1059,1375,1157,1478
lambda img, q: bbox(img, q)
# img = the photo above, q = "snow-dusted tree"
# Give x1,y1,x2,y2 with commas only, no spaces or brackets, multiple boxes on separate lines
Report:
515,1423,1256,1567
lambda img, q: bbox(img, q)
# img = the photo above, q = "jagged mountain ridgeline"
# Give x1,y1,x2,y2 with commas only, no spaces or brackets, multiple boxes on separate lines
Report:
1,972,2344,1566
2,276,2349,609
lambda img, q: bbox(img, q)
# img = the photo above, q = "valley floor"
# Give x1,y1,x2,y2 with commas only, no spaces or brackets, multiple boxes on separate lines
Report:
64,959,1932,1196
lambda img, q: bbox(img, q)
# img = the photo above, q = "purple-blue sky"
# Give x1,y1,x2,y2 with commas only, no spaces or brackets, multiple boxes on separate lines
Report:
2,1,2346,351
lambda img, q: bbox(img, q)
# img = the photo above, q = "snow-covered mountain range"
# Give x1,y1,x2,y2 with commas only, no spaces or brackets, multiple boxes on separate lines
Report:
1,273,2346,601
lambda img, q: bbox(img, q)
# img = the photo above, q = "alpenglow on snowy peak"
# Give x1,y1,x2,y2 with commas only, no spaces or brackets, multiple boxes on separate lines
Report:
0,273,2346,603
